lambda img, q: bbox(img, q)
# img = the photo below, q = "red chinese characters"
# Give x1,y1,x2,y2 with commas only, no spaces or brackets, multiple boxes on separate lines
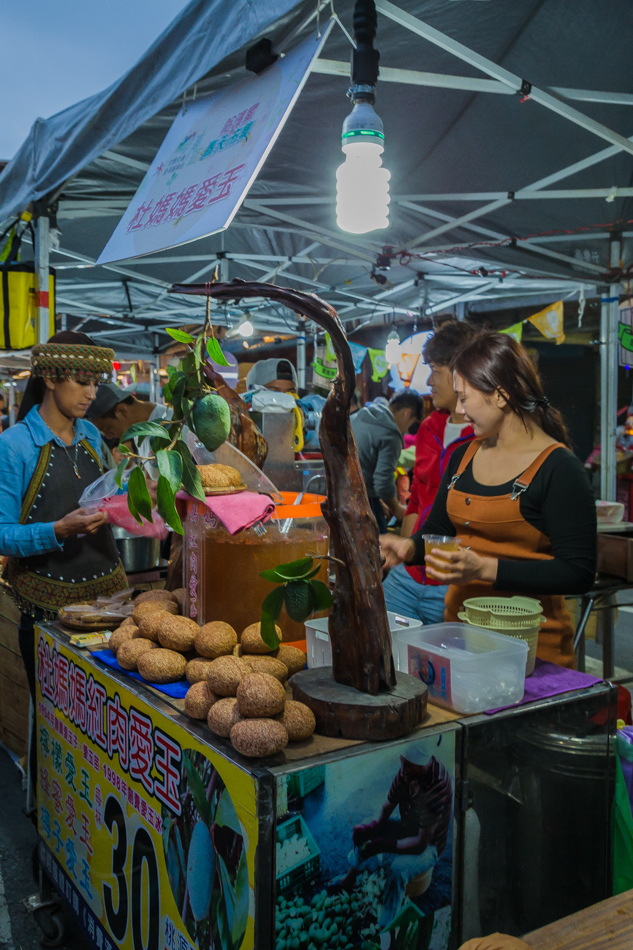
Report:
86,677,107,750
153,729,182,815
106,694,129,770
129,709,154,794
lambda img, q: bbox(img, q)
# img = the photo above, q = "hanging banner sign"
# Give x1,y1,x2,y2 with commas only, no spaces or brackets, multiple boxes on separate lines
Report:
500,321,523,344
35,628,258,950
527,301,565,344
98,26,333,264
368,348,389,382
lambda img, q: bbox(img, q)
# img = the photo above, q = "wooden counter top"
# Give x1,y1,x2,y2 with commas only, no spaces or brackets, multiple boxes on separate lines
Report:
524,890,633,949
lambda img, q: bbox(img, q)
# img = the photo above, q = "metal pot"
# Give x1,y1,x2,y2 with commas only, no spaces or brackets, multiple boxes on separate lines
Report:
111,526,161,573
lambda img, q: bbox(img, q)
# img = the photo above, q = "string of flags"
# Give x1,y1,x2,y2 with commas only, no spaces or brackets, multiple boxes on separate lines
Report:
312,300,566,385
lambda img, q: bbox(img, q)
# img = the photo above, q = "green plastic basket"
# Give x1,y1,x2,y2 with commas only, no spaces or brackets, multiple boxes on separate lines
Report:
462,595,543,629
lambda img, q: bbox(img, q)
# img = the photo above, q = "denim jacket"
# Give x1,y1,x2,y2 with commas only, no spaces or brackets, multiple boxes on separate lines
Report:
0,407,102,558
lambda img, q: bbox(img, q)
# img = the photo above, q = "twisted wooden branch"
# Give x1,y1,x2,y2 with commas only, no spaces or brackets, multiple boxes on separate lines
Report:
169,279,395,694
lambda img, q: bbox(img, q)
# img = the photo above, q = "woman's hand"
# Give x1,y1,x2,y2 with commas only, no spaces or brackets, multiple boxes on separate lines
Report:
379,534,416,569
54,508,108,540
425,544,498,585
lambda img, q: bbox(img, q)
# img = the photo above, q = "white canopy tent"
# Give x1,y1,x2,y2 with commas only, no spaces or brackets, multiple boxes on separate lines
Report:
1,0,632,493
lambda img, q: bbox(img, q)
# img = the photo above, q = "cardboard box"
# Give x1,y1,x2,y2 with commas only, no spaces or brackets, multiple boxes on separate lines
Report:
597,532,633,581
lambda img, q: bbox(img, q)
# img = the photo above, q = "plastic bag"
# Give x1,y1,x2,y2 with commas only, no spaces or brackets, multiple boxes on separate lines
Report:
79,470,169,540
612,751,633,894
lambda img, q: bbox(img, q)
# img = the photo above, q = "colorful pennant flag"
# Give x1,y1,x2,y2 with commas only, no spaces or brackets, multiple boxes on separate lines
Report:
500,321,523,344
396,353,420,389
527,301,565,344
368,348,389,382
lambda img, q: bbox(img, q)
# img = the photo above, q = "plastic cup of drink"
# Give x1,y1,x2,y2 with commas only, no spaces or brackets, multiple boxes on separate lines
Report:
424,535,460,572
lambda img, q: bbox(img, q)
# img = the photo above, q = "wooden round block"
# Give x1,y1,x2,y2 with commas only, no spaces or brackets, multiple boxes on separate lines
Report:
289,667,428,741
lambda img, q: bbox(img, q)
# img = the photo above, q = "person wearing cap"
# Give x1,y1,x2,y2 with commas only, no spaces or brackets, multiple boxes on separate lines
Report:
245,357,298,393
86,382,176,480
244,358,304,451
0,331,128,790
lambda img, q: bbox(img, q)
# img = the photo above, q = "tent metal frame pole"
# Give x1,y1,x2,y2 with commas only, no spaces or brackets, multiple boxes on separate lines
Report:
35,214,51,344
600,239,620,501
312,58,633,107
376,0,633,157
297,316,306,391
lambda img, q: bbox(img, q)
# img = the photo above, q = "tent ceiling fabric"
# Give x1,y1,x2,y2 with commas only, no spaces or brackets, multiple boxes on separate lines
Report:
2,0,633,355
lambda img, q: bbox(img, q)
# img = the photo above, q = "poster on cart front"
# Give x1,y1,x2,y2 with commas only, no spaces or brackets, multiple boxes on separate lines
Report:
35,627,258,950
274,731,456,950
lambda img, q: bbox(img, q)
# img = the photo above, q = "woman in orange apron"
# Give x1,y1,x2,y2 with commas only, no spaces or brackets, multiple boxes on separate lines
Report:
380,331,596,668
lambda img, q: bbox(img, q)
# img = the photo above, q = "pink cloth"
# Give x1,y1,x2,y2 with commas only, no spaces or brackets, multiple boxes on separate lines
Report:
177,491,275,535
100,494,169,539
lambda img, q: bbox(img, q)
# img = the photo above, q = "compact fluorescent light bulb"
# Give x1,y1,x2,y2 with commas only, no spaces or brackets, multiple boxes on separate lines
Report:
336,102,390,235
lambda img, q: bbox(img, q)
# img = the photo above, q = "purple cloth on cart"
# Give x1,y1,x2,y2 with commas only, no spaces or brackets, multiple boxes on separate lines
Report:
91,649,189,698
485,658,601,714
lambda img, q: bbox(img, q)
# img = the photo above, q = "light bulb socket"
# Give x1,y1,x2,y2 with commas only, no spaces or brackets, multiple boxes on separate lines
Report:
341,100,384,147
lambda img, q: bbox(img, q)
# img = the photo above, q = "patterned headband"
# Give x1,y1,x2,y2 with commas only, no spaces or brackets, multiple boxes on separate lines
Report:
31,344,114,383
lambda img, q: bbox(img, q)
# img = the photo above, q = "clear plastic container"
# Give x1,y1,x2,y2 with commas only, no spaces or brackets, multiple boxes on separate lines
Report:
393,621,527,714
305,611,423,668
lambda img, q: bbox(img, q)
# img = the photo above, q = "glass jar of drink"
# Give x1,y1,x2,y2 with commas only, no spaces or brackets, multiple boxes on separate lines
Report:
184,492,329,642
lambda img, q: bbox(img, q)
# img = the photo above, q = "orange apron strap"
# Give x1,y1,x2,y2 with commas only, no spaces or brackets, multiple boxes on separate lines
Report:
447,439,485,489
512,442,567,490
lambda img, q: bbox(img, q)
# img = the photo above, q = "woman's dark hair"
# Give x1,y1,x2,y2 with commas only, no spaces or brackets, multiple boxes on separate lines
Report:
423,318,477,366
450,330,571,448
17,330,98,422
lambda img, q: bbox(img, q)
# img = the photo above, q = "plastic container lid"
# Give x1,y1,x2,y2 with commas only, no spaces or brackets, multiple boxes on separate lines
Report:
272,492,326,520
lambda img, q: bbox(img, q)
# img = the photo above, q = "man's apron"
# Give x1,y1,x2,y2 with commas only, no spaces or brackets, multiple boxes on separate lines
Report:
444,440,575,668
5,437,127,617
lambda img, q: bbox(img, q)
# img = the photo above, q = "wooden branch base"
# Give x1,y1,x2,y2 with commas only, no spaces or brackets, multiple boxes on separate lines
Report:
289,668,428,741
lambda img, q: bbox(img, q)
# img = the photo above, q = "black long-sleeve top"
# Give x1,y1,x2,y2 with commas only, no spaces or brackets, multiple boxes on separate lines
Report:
410,442,597,595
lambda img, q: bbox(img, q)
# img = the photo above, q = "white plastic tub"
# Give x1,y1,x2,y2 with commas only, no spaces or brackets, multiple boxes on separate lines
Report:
305,611,423,669
394,621,527,714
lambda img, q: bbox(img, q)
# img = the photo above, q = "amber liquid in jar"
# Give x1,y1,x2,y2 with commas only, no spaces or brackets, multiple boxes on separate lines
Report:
187,507,329,641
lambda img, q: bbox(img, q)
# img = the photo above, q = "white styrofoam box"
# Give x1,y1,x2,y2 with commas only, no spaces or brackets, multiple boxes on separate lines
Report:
305,611,423,669
393,621,527,714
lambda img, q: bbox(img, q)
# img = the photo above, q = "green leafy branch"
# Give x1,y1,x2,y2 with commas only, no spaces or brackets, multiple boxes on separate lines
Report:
259,557,333,649
118,305,231,535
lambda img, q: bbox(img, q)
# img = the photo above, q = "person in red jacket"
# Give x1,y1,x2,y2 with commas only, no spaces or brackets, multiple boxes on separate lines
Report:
383,320,476,622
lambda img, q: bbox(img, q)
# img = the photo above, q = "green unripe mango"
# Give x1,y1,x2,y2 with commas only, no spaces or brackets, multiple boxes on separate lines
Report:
192,392,231,452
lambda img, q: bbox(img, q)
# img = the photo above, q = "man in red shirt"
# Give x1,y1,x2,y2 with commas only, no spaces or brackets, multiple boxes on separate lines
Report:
383,320,475,622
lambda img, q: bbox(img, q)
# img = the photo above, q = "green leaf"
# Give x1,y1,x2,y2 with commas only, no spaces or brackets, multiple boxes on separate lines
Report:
166,364,177,380
308,579,333,612
126,476,143,525
170,374,187,419
114,458,127,490
166,327,195,344
207,336,230,367
156,475,184,535
120,421,171,444
177,439,205,501
156,449,183,495
182,752,210,825
128,465,153,523
260,587,284,649
258,568,286,584
118,442,131,456
216,854,236,944
231,850,249,946
215,789,242,836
